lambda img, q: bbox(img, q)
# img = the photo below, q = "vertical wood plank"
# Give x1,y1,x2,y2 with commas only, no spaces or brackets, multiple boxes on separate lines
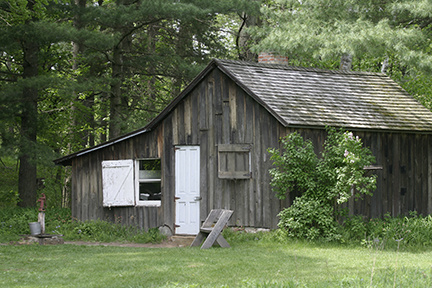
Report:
428,135,432,215
400,134,408,215
71,159,79,220
229,80,237,143
184,95,192,143
200,130,209,222
199,81,208,131
414,134,421,213
420,134,427,215
222,102,230,144
214,69,222,115
393,133,400,216
172,108,179,145
191,89,199,144
163,114,174,231
208,79,215,211
261,110,272,228
235,87,245,143
89,152,97,220
178,100,186,145
253,102,263,227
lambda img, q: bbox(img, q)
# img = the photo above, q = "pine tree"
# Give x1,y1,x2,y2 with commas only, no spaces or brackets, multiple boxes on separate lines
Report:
0,0,75,207
250,0,432,71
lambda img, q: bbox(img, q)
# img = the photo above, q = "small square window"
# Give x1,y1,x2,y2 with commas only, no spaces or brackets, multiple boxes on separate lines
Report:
136,159,161,206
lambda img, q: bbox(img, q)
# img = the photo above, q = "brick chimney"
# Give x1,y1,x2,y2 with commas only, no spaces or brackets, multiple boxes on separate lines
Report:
258,52,288,65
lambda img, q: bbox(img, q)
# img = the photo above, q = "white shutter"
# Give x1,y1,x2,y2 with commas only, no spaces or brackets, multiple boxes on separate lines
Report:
102,160,135,207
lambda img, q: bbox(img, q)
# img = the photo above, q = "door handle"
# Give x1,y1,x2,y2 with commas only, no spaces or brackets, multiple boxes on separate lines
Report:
194,196,202,201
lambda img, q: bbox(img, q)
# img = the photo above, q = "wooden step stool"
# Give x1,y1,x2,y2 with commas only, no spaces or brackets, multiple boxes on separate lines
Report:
190,209,233,249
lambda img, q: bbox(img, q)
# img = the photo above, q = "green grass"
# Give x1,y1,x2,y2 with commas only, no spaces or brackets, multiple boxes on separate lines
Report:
0,207,166,244
1,239,432,287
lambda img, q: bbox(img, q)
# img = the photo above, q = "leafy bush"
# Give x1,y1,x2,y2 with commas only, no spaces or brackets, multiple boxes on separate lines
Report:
340,215,367,241
278,197,340,241
269,128,376,241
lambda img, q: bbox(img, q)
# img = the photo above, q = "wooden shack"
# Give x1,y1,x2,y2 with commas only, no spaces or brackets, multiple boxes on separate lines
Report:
54,59,432,235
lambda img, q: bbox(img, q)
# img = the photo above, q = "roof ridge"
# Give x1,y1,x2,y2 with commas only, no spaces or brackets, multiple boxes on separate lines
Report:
214,58,386,77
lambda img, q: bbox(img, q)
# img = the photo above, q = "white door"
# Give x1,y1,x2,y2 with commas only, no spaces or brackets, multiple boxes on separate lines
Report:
175,146,200,235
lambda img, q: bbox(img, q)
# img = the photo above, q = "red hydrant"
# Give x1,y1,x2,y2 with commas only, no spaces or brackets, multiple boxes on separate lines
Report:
37,193,46,212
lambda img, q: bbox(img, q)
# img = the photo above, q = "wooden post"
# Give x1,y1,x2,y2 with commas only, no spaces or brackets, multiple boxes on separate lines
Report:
38,212,45,234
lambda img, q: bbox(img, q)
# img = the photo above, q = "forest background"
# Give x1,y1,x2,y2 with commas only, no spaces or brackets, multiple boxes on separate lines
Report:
2,0,432,210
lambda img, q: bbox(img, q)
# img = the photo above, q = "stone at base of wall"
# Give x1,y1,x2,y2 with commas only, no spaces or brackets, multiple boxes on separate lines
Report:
158,225,173,237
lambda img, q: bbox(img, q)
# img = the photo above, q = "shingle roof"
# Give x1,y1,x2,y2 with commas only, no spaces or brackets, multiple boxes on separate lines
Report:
215,59,432,132
54,58,432,166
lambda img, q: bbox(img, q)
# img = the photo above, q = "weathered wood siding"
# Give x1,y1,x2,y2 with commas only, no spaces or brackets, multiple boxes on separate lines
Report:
71,125,165,231
350,131,432,218
167,68,287,229
70,66,432,233
284,129,432,219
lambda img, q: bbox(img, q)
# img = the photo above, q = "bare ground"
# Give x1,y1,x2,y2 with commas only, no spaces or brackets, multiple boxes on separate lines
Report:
4,235,195,247
63,239,184,248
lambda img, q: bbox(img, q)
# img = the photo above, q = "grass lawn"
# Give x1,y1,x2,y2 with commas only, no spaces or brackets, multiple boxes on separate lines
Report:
1,239,432,287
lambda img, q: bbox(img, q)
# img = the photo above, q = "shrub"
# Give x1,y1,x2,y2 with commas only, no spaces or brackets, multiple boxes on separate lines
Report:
278,197,339,241
269,128,376,241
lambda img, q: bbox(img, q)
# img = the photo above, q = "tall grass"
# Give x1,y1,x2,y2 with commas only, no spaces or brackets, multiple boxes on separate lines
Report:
0,207,165,243
340,211,432,251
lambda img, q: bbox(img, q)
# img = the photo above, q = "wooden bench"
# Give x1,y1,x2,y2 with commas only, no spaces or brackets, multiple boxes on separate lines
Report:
190,209,233,249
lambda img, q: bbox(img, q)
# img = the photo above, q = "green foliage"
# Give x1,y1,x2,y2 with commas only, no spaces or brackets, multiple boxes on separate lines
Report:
0,157,19,207
278,197,339,241
1,0,258,208
342,212,432,250
267,132,318,200
321,128,377,204
0,207,165,244
250,0,432,72
269,128,376,240
67,220,165,243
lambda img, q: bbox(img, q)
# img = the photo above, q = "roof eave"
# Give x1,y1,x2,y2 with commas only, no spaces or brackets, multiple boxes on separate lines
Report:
284,123,432,134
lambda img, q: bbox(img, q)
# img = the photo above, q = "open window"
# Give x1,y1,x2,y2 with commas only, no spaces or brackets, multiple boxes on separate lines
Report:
101,159,161,207
136,159,161,206
218,144,252,179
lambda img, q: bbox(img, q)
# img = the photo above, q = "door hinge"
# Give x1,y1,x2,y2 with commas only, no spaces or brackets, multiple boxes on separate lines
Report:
244,172,252,178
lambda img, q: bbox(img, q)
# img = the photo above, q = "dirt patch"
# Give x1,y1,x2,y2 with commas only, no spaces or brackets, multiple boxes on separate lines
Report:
64,240,181,248
64,236,195,248
3,235,195,248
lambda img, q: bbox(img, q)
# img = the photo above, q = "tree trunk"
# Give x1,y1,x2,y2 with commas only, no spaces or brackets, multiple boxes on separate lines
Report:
109,15,132,139
237,13,260,62
72,0,95,148
109,43,123,139
18,7,39,207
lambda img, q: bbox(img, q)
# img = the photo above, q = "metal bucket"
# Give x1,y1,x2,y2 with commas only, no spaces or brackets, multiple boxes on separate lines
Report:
29,222,41,235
